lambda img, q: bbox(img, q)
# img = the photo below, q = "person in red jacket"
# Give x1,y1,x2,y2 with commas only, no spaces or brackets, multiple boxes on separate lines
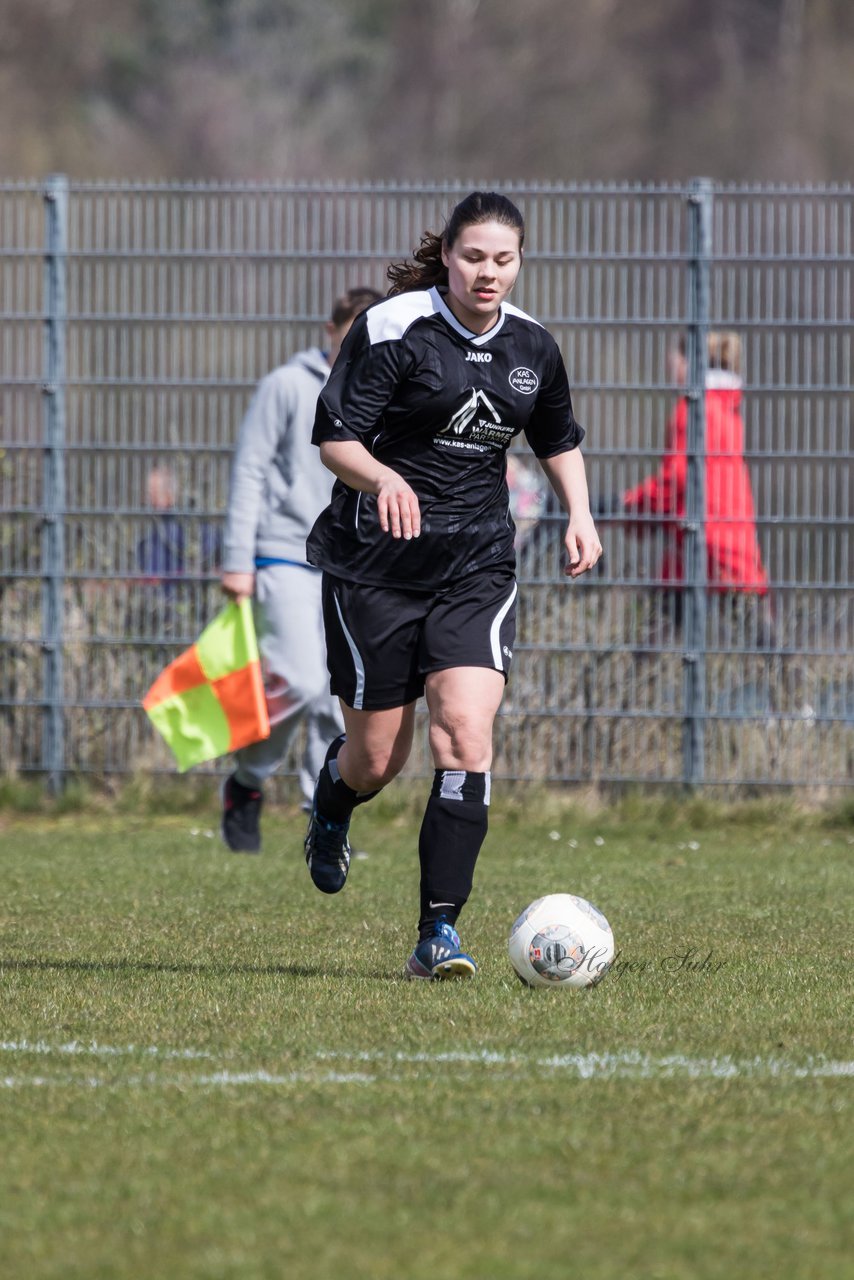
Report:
621,331,773,645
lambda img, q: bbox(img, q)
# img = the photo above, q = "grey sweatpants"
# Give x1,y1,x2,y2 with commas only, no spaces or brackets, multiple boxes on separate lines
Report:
233,562,343,805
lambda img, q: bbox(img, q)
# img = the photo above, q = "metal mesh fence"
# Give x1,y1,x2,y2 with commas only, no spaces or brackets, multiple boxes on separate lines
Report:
0,178,851,792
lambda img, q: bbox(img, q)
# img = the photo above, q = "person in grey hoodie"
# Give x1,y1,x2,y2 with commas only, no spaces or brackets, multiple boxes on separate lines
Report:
220,286,382,852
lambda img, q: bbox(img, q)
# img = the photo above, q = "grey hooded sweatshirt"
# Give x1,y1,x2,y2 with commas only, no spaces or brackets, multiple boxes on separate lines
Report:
222,348,333,574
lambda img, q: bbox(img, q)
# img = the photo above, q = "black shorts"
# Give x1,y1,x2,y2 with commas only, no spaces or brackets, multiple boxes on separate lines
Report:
322,570,518,710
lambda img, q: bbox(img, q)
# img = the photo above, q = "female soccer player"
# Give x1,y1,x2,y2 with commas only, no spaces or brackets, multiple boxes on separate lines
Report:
303,190,602,979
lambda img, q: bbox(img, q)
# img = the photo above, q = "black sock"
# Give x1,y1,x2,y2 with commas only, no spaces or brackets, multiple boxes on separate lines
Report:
313,734,380,824
418,770,490,937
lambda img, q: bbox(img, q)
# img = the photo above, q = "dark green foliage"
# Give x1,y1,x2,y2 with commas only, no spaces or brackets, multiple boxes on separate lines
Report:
3,0,854,180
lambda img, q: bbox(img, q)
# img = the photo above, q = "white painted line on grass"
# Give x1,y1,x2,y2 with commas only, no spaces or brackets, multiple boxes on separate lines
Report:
1,1041,852,1087
544,1051,854,1079
0,1039,215,1060
317,1048,854,1080
1,1070,376,1090
197,1070,375,1086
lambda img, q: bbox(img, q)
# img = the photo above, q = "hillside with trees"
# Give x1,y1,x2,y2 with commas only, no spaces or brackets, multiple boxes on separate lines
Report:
2,0,852,180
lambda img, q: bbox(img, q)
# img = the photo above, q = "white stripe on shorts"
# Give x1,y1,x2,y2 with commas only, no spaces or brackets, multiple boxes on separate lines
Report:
333,592,366,710
489,582,518,671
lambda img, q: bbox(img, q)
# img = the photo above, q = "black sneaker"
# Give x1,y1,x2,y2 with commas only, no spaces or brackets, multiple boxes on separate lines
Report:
221,774,263,853
304,805,351,894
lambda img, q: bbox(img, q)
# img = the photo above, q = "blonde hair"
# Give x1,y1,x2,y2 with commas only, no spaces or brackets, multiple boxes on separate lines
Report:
707,330,742,375
677,330,743,375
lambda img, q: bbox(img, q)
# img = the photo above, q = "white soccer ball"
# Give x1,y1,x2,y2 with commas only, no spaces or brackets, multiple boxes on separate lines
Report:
508,893,615,989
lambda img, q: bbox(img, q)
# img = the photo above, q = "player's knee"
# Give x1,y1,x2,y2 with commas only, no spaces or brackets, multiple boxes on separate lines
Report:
429,715,492,772
341,740,408,791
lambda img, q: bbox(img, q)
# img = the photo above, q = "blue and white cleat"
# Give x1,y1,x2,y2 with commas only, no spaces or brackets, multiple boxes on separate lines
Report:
304,807,351,894
405,918,478,981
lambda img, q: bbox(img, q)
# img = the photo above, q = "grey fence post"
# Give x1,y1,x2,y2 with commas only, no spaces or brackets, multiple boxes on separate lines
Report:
682,178,713,788
42,174,68,794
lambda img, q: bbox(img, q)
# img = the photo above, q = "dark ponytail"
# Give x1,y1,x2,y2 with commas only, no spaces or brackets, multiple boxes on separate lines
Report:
387,191,525,296
386,230,447,295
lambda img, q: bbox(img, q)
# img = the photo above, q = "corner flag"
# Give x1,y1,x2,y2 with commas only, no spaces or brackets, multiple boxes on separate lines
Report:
142,600,270,772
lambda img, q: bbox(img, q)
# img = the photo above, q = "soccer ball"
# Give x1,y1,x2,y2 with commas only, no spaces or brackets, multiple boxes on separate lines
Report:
508,893,615,989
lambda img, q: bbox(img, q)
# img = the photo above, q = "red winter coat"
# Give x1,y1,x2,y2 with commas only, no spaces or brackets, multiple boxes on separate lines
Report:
621,374,768,594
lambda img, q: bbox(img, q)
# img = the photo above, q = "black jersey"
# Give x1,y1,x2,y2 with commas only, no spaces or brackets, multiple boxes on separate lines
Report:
307,285,584,591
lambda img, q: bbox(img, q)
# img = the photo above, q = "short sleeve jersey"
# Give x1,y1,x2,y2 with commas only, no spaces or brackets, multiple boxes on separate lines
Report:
307,285,584,591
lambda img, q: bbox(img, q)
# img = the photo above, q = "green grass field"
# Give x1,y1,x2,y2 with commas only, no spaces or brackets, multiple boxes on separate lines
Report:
1,790,852,1280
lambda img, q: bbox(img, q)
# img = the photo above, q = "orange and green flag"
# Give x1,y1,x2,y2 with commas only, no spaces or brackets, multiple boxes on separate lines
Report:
142,599,270,771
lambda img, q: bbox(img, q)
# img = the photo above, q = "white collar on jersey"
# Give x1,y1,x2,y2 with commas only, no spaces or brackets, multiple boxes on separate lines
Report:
704,370,742,390
431,286,507,346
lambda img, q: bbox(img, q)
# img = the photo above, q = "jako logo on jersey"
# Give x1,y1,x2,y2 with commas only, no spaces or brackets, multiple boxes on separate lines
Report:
509,367,539,395
465,351,492,363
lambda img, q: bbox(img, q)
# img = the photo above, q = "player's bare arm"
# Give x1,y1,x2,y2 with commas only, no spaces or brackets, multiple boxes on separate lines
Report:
319,440,421,540
539,449,603,578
